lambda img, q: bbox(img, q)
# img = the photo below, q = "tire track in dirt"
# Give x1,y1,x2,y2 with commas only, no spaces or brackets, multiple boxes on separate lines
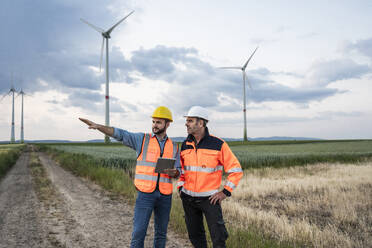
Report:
38,152,192,248
0,152,50,248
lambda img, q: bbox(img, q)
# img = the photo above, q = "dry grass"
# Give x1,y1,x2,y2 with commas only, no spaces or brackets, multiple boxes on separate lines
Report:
222,162,372,248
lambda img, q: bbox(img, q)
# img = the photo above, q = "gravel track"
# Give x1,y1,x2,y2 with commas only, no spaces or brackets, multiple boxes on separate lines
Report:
37,152,191,248
0,152,191,247
0,152,50,248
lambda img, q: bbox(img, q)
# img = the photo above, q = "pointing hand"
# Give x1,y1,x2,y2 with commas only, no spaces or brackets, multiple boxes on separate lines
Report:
79,118,100,130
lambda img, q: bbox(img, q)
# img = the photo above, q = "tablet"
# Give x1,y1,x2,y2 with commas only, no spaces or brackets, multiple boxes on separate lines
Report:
155,157,176,173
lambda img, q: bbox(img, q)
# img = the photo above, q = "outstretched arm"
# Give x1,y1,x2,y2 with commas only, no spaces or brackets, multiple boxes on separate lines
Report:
79,118,114,137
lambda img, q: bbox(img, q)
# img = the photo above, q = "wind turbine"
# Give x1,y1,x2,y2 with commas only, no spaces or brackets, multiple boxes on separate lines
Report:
219,46,259,142
81,11,134,143
18,89,26,143
1,85,17,143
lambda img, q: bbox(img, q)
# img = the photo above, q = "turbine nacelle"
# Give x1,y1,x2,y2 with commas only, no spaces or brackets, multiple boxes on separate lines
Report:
102,33,111,39
81,10,134,71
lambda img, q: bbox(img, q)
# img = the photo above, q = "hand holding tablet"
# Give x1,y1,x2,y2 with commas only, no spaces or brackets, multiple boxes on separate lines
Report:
155,157,176,173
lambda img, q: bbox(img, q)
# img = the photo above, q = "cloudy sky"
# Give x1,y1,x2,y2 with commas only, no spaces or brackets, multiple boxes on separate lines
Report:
1,0,372,141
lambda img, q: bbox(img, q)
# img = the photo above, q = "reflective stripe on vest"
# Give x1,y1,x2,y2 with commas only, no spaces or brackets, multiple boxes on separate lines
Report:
225,180,236,190
141,134,151,162
183,165,223,173
226,167,243,173
136,161,157,167
172,143,177,158
181,187,219,197
177,181,184,187
135,174,172,184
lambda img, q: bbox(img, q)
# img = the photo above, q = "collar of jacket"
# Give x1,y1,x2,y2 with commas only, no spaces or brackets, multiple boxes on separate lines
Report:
186,127,210,145
151,132,168,142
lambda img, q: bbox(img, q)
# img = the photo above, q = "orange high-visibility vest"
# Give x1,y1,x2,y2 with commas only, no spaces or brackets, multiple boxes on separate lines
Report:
135,133,178,195
177,129,243,197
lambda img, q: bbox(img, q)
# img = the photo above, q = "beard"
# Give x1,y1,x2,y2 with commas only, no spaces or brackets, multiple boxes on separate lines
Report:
153,126,166,135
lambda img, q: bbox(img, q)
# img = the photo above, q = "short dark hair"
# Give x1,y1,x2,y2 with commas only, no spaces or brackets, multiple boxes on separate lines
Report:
196,117,208,127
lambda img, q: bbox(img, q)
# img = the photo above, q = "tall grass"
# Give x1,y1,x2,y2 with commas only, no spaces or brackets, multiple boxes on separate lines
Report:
0,144,24,179
224,163,372,247
38,144,293,248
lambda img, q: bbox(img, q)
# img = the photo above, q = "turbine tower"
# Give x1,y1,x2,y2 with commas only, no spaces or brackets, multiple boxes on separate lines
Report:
219,46,259,142
1,85,17,143
19,89,26,143
81,11,134,143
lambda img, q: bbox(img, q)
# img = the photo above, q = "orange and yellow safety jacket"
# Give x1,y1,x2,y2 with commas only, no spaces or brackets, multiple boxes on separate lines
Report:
177,127,243,197
135,133,178,195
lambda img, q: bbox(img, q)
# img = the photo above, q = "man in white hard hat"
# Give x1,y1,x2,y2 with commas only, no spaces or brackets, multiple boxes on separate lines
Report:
177,106,243,248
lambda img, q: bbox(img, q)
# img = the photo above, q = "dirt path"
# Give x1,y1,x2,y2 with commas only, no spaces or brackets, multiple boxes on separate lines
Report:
0,151,191,247
0,152,50,248
37,152,192,248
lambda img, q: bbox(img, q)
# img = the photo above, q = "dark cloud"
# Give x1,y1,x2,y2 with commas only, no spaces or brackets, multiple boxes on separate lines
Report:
131,45,199,79
1,1,370,116
0,0,133,94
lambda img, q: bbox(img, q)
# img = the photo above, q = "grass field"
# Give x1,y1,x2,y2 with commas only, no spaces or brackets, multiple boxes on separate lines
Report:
47,140,372,170
224,162,372,247
0,144,24,179
37,140,372,247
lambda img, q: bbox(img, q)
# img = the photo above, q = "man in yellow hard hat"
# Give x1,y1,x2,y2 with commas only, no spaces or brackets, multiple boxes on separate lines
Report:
79,106,180,248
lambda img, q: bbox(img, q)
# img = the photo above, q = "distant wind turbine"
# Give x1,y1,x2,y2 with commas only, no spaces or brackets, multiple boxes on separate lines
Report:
1,84,17,143
81,11,134,143
18,89,26,143
219,46,259,142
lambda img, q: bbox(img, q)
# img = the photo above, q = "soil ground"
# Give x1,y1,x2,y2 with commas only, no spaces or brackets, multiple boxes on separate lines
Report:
0,151,192,248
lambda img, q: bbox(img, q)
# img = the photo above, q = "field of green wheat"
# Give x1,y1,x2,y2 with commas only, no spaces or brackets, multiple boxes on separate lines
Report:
47,140,372,169
37,140,372,248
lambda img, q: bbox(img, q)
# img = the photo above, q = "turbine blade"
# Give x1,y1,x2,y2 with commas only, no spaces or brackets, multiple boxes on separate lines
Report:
80,18,105,33
106,10,135,34
242,46,259,70
0,93,8,102
100,37,105,72
218,67,242,70
0,90,11,101
245,72,252,90
17,89,23,96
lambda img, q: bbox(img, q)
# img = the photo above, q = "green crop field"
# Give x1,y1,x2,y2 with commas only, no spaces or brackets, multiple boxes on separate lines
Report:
231,140,372,169
37,140,372,248
44,140,372,170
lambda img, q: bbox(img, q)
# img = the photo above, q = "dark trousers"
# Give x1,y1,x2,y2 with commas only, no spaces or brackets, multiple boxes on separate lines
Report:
181,192,228,248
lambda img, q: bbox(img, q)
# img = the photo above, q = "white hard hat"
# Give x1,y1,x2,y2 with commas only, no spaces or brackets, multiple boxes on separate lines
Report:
184,106,209,121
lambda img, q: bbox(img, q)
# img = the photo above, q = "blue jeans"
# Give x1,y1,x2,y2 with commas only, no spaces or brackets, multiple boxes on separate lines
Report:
130,189,172,248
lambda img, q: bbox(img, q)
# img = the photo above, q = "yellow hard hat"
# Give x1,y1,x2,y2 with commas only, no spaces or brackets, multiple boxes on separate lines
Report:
152,106,173,122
